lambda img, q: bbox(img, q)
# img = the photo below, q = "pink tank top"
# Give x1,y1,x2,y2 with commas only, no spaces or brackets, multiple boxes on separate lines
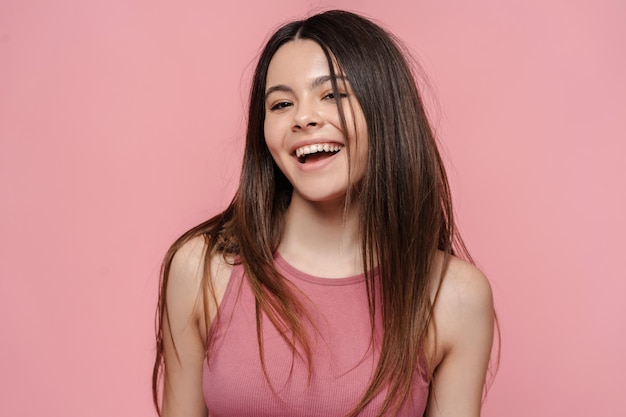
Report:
202,253,429,416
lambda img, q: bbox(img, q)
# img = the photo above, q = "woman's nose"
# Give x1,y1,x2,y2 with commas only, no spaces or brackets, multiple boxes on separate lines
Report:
292,102,322,131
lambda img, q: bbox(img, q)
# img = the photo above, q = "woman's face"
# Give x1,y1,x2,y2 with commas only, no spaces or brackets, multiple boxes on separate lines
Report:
263,39,368,205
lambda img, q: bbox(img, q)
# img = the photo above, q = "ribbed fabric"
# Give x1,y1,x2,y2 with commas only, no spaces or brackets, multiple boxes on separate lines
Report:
203,253,429,416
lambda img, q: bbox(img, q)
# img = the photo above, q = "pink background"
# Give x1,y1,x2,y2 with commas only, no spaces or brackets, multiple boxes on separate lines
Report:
1,0,625,416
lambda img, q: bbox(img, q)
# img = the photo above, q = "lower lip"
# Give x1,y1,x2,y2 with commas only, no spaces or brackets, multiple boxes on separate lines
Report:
295,150,342,172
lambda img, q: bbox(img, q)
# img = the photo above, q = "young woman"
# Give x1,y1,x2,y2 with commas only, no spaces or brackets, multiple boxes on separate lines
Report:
153,10,495,417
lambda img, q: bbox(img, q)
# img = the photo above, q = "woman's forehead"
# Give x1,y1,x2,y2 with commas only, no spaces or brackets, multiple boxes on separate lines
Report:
265,40,346,89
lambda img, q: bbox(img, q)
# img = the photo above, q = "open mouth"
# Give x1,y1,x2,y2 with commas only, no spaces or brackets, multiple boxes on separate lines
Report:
295,143,343,164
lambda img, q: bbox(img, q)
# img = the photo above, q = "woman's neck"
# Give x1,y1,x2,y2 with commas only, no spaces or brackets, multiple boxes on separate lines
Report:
276,193,364,278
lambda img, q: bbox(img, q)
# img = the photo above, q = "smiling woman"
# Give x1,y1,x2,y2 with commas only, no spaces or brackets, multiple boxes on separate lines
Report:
153,10,495,417
264,39,368,205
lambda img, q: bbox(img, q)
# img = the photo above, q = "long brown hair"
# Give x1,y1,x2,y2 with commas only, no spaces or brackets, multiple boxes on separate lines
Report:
153,10,477,416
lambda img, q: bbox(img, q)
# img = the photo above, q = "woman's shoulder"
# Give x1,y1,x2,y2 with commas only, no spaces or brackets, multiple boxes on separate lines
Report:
170,235,234,282
431,252,494,353
437,253,493,309
169,236,208,285
167,236,234,324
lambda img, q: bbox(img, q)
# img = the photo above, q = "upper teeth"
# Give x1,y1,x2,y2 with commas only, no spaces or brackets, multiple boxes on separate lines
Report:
295,143,343,158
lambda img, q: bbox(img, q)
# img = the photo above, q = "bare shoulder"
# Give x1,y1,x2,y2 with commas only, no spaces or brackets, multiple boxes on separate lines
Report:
161,235,232,417
425,254,495,416
168,236,209,290
431,253,494,355
167,236,233,327
437,255,493,313
170,235,233,287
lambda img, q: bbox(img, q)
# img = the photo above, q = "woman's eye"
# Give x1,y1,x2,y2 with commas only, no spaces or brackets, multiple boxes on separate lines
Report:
269,101,292,111
323,92,348,100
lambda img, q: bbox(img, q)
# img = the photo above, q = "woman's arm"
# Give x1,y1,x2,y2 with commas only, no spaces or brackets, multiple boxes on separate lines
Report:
161,237,210,417
426,258,495,417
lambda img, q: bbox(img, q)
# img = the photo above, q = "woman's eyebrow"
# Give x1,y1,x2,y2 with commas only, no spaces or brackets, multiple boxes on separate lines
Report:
265,75,350,100
310,75,349,89
265,84,292,100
